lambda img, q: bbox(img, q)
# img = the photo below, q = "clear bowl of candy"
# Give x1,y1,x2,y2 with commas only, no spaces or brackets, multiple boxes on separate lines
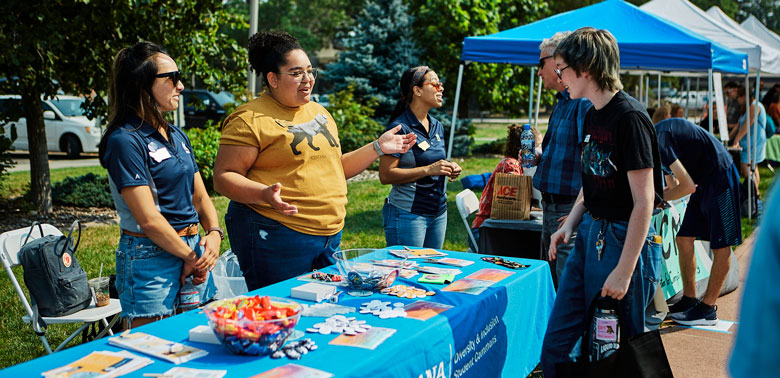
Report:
332,248,407,296
204,295,302,356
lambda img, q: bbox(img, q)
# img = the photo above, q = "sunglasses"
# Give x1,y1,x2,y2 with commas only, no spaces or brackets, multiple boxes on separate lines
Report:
554,65,570,80
539,55,553,69
156,70,183,86
424,81,444,90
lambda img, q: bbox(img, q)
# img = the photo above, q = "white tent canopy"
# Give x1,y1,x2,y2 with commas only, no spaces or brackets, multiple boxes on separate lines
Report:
706,6,780,74
741,15,780,51
641,0,780,74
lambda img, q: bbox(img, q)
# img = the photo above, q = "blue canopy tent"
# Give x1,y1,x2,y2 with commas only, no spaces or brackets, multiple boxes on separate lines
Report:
446,0,748,159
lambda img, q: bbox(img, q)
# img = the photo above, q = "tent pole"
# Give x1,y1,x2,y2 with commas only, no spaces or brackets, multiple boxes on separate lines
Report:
447,63,465,162
708,69,714,135
639,73,644,105
657,73,662,106
745,74,752,219
752,71,761,216
645,76,650,107
695,76,701,122
534,79,542,129
684,77,690,119
529,67,536,126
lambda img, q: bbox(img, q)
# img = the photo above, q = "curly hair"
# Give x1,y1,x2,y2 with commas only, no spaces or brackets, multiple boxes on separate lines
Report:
504,124,524,158
248,31,302,86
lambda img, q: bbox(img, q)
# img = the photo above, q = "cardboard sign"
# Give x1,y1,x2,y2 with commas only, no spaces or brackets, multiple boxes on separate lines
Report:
490,173,532,220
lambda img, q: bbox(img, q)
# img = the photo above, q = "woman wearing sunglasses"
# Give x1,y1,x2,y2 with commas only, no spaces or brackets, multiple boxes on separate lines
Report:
213,31,416,290
99,41,220,328
379,66,462,249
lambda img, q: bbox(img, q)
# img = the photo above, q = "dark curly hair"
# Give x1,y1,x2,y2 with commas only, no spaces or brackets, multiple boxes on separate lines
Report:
504,124,524,158
247,31,302,86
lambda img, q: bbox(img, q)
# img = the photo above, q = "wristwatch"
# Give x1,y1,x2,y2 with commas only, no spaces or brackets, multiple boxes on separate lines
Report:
373,140,385,156
206,227,225,240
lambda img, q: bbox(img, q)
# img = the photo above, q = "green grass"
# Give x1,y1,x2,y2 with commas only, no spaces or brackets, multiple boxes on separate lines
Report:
0,158,774,368
1,166,107,199
472,122,548,151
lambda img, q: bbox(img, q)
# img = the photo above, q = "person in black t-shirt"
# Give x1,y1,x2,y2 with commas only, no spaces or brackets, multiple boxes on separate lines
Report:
655,118,742,326
540,27,663,378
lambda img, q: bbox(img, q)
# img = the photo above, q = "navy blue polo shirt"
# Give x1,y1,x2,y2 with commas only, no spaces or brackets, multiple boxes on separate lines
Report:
103,116,199,232
385,107,447,217
655,118,733,185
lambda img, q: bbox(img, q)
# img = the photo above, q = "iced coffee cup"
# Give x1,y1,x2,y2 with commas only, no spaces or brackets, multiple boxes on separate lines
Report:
88,277,110,307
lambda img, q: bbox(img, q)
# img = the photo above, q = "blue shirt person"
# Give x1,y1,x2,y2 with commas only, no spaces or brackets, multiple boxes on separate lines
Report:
380,66,461,249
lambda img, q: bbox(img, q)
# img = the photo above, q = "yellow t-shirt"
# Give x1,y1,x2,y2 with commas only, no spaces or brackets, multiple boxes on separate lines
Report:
220,93,347,236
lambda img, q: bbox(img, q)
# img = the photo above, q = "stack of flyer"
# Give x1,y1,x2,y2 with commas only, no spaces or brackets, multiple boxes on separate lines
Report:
108,331,208,364
41,350,152,377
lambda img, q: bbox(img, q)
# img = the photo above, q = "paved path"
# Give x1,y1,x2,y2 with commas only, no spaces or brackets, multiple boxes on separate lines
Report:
9,152,100,172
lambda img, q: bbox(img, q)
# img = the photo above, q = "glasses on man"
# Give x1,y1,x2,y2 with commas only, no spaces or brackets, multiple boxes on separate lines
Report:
156,70,183,86
281,68,318,83
539,55,553,70
554,65,570,80
424,81,444,91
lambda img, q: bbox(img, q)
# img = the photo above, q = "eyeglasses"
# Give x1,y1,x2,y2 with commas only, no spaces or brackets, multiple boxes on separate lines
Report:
539,55,553,69
554,65,570,80
280,68,318,83
424,81,444,90
155,70,182,86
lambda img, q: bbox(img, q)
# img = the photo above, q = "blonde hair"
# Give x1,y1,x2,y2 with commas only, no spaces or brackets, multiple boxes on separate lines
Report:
554,27,623,92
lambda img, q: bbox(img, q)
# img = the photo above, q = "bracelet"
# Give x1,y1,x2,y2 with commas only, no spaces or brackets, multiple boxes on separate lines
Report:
373,140,385,156
206,227,224,240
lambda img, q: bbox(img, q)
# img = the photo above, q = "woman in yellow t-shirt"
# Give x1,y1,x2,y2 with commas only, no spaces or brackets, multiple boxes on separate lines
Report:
213,31,416,290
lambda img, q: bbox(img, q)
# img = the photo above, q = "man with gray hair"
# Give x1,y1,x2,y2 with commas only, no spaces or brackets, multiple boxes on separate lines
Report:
534,31,592,288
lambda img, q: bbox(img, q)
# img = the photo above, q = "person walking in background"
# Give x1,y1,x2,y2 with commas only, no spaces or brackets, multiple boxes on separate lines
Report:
379,66,461,249
724,81,741,143
99,41,220,328
470,124,526,250
540,27,663,378
730,86,767,198
654,118,742,325
213,31,416,290
533,31,593,288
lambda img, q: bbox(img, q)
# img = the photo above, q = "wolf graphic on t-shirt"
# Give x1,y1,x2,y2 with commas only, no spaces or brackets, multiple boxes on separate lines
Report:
582,142,617,178
277,113,339,155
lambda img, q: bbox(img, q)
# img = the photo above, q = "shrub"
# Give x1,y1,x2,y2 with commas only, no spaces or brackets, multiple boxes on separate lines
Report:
185,121,221,194
328,85,384,153
52,173,114,208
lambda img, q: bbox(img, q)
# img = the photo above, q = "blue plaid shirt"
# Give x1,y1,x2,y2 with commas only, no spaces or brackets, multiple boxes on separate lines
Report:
533,89,593,196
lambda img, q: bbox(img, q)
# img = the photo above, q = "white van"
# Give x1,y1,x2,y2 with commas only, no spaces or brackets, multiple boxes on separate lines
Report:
0,95,102,157
668,91,709,110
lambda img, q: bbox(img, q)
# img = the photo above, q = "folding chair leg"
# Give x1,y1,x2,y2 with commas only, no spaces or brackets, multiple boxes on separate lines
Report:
53,323,92,353
96,316,120,339
40,335,53,355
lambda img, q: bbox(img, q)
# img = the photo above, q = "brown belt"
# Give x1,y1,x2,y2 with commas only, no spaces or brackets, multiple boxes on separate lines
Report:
122,224,199,238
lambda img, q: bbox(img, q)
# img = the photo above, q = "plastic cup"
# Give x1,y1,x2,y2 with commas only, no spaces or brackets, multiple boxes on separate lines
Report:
88,277,110,307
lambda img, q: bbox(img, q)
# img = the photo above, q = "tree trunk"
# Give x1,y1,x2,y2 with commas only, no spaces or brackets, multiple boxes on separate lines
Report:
21,94,52,215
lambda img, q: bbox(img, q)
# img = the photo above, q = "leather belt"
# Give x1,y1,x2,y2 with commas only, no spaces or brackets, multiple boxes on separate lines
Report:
541,192,576,204
122,224,199,238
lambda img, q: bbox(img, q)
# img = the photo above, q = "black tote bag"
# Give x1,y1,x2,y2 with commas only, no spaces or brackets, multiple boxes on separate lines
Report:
555,295,674,378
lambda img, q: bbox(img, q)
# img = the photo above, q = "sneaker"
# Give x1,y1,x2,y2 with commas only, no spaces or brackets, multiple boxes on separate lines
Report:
667,295,698,317
670,302,719,326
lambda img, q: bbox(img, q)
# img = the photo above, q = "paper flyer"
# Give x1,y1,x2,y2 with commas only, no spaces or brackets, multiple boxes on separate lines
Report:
41,350,152,378
328,326,396,350
441,278,494,295
163,367,228,378
251,364,334,378
466,268,514,283
389,248,447,259
404,300,453,321
431,257,474,267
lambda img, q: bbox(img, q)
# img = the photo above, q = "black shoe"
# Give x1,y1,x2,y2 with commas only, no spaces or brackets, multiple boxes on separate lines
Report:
668,295,698,316
671,302,718,326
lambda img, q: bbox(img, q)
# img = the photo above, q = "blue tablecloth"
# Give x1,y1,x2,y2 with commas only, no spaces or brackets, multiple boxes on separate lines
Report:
1,248,555,378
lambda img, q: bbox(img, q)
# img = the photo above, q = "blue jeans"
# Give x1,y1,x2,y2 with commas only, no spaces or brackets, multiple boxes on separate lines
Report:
541,213,662,378
225,201,341,291
382,203,447,249
115,233,216,324
541,199,577,288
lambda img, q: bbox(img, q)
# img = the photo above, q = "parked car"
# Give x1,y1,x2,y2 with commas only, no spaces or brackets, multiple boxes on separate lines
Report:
668,91,709,110
0,94,102,157
181,89,235,128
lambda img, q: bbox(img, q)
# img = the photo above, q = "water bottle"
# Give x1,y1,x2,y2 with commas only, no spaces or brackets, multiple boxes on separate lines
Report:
178,276,200,311
589,298,620,361
520,124,536,168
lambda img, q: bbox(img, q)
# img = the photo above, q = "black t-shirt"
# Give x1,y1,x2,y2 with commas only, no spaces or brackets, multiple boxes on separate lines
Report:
655,118,733,185
581,91,663,221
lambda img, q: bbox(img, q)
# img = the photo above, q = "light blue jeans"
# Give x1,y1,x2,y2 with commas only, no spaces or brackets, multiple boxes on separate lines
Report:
382,203,447,249
540,212,662,378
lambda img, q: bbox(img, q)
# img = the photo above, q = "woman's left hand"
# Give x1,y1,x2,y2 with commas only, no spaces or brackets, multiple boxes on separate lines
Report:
378,125,417,154
447,161,462,181
196,232,221,272
600,266,632,300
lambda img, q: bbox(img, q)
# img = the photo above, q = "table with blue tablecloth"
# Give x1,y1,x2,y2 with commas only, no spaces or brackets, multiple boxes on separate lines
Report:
0,248,555,378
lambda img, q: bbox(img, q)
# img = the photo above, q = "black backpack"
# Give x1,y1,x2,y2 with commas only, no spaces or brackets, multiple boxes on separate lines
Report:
19,221,91,332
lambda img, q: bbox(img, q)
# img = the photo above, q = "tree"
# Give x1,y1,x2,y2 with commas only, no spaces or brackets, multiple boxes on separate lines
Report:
326,0,422,123
408,0,552,118
0,0,247,214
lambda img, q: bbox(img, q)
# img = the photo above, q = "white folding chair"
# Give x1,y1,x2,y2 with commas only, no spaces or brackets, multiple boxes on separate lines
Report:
455,189,480,253
0,224,122,354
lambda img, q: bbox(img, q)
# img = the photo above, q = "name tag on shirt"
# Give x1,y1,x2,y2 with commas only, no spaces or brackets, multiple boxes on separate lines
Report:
584,135,591,143
149,147,172,162
418,140,431,151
